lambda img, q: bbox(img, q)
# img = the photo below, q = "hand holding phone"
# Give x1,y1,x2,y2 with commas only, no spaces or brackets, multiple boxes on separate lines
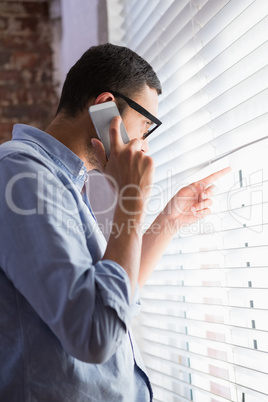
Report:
89,101,129,159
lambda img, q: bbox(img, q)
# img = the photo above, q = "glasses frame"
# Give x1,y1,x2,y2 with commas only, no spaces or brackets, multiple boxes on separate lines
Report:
108,90,162,139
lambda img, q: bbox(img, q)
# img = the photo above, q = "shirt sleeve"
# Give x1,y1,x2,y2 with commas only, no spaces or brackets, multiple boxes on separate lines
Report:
0,152,132,364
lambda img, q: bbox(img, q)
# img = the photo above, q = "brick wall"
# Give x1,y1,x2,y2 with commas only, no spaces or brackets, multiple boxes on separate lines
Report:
0,0,58,143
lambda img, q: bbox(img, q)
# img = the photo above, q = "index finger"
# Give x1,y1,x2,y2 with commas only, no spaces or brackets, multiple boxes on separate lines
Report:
109,116,124,150
199,167,232,186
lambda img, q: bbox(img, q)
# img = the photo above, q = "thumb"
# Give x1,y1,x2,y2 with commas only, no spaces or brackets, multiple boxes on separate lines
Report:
91,138,107,172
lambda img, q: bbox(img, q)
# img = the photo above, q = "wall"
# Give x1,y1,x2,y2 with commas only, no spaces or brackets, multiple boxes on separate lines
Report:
0,0,108,142
0,0,58,142
50,0,108,91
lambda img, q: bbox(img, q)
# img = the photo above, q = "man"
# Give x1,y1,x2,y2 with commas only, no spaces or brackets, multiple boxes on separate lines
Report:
0,43,229,401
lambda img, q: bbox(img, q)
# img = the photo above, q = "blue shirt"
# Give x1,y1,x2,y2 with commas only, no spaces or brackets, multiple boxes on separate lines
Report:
0,124,152,402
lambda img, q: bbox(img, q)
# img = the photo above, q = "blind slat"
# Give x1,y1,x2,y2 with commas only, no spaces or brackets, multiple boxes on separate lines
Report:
151,0,263,75
133,0,209,58
107,0,268,400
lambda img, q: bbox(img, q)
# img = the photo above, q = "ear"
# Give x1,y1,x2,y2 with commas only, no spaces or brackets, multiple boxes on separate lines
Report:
94,92,115,105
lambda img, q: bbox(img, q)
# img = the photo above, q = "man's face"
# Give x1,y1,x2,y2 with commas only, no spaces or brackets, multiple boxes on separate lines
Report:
121,85,159,153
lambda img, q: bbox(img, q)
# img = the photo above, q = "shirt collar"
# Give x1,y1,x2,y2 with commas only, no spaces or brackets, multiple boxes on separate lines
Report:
12,124,88,183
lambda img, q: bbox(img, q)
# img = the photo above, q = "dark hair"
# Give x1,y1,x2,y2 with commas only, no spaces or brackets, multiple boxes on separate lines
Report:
56,43,162,117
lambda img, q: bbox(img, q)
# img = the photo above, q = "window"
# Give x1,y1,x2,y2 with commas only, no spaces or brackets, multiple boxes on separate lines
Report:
107,1,268,401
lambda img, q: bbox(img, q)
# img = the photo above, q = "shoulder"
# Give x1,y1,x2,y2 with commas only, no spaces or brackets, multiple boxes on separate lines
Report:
0,140,57,179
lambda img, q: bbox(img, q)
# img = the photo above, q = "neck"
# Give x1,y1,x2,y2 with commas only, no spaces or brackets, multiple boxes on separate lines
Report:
45,111,98,171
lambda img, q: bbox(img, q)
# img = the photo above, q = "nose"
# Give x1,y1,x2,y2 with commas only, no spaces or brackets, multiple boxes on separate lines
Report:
142,137,149,153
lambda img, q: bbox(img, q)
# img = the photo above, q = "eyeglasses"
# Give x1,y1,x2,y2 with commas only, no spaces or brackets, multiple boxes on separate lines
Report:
108,90,162,139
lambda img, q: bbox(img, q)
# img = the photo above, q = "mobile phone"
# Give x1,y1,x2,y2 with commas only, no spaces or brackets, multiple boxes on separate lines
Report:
89,101,129,159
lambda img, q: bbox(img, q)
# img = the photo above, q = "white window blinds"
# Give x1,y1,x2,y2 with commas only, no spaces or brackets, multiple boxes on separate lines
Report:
107,1,268,401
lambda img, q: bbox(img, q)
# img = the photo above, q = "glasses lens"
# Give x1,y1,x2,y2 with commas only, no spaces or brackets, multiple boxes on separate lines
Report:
145,122,157,136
